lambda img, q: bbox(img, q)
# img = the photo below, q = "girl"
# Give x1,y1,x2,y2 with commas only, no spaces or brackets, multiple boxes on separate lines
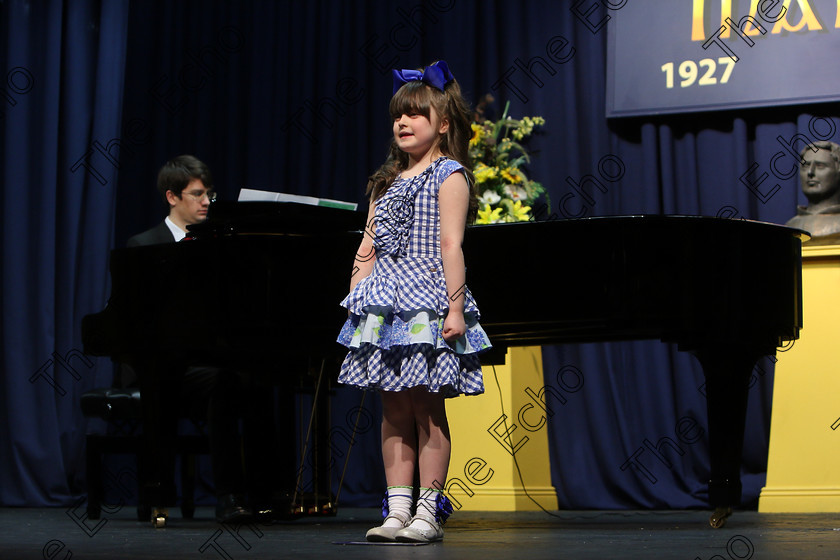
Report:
336,60,491,543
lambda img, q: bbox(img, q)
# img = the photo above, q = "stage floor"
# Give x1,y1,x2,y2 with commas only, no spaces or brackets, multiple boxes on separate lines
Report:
1,506,837,559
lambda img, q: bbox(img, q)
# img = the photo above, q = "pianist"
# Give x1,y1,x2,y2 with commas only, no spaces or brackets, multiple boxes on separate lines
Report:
786,141,840,240
126,155,278,523
127,154,214,246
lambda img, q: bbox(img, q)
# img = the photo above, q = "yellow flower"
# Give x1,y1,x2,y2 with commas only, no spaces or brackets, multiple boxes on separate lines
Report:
476,204,503,224
510,200,532,221
500,168,523,184
469,123,484,147
474,162,498,184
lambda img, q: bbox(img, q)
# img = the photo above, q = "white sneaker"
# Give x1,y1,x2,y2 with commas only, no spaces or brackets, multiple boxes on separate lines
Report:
365,512,411,542
394,514,444,543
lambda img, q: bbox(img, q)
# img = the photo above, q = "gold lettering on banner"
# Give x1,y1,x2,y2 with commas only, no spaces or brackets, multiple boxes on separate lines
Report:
692,0,733,40
692,0,836,40
771,0,822,32
744,0,769,35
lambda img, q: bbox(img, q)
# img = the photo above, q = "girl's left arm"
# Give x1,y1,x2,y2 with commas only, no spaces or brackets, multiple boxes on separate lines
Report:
439,171,470,342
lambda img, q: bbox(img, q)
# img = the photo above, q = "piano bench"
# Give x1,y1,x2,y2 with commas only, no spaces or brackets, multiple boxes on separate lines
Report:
81,387,210,522
81,387,142,422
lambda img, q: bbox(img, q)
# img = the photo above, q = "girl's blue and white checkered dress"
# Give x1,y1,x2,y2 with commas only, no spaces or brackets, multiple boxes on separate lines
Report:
336,157,491,397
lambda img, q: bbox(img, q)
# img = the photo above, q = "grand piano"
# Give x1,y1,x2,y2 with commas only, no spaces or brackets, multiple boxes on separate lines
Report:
83,202,805,528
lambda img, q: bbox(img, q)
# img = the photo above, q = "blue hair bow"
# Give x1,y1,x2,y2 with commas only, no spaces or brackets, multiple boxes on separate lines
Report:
392,60,455,95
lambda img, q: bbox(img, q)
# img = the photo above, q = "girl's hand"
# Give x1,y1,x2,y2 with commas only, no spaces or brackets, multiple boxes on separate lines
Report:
443,311,466,343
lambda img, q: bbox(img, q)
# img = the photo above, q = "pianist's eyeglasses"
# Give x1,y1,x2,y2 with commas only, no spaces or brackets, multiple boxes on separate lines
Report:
182,190,216,203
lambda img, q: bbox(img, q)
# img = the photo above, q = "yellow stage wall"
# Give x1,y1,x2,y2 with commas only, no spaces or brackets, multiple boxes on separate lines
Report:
446,347,558,511
759,244,840,512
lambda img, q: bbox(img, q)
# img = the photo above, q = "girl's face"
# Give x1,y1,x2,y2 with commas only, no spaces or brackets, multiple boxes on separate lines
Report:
393,105,448,160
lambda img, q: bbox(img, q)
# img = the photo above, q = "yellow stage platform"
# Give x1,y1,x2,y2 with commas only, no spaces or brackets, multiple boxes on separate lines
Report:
759,244,840,512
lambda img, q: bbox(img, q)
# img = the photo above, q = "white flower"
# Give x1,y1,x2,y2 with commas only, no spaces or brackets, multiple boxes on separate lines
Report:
503,185,528,201
479,190,501,205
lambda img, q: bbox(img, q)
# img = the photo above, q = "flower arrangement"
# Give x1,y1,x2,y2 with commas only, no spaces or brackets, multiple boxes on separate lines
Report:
469,98,546,224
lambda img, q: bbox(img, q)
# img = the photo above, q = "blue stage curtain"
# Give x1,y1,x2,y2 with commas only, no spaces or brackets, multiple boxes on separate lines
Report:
0,0,129,505
1,0,835,510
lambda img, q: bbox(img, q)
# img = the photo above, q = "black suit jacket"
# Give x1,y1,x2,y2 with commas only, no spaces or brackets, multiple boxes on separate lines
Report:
126,220,176,247
120,220,176,385
122,219,222,379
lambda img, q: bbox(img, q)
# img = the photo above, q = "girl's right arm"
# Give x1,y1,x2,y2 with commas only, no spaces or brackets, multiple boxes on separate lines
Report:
349,200,377,293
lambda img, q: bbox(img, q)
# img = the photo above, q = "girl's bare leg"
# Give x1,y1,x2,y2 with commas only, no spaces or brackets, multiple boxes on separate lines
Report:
381,390,417,486
410,386,451,489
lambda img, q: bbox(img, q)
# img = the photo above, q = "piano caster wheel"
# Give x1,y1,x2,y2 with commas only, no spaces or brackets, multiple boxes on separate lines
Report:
709,506,732,529
151,508,168,528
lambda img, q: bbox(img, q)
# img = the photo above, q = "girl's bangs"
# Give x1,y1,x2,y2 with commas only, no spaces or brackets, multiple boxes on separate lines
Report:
389,82,434,119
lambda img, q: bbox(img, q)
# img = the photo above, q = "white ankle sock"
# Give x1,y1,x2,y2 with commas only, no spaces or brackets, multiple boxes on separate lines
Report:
412,487,441,529
382,486,413,528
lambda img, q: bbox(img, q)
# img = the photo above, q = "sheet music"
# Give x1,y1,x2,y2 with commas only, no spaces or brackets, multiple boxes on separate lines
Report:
238,188,357,211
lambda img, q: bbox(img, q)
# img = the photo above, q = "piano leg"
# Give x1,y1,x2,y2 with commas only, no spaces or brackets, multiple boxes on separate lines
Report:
691,344,765,528
137,356,180,528
311,364,334,515
291,359,337,517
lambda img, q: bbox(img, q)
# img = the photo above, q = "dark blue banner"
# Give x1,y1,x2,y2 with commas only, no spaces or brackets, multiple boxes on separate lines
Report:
605,0,840,116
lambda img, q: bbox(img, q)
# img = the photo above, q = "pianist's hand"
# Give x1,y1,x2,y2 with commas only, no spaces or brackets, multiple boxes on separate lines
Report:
443,310,466,343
